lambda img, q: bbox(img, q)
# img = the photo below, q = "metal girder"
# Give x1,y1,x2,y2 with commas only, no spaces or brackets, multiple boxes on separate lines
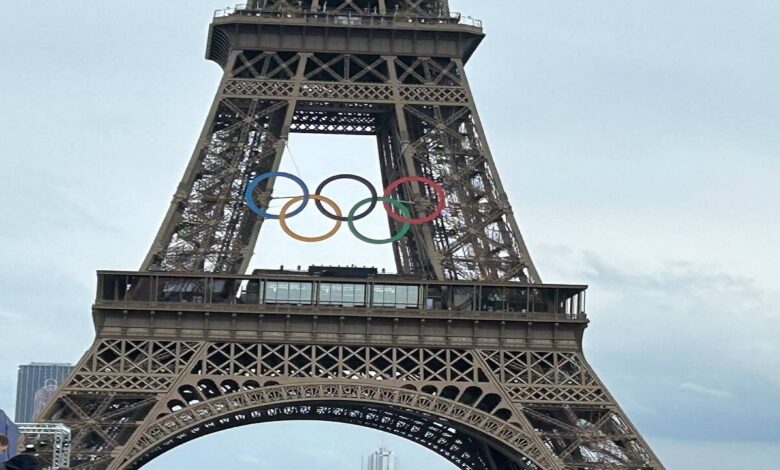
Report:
37,335,664,470
141,47,539,282
245,0,451,17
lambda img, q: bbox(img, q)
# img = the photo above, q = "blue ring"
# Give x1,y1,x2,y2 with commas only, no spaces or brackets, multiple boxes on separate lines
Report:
245,172,309,220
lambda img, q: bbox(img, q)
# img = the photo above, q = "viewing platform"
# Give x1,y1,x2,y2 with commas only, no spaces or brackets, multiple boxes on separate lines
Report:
214,5,483,28
97,269,586,318
207,4,485,66
92,269,589,350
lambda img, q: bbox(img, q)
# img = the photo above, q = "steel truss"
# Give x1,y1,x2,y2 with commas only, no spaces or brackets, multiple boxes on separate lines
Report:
40,337,662,470
141,45,539,282
243,0,452,17
37,3,664,469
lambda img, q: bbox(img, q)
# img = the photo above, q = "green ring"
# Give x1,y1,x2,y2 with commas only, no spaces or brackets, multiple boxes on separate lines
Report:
348,197,411,245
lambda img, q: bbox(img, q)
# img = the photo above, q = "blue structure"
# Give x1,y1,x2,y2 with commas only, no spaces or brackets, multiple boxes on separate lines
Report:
0,409,19,462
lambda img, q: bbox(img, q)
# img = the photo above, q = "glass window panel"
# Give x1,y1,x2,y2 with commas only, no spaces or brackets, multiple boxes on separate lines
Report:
322,283,354,305
395,285,405,307
245,279,261,304
425,286,443,310
480,287,505,311
265,281,278,302
301,283,312,304
355,285,366,306
529,288,546,313
398,286,409,306
290,283,301,302
506,287,528,312
332,284,343,304
319,284,331,304
452,286,473,311
407,286,419,307
343,284,355,306
278,282,289,301
383,285,397,306
373,285,384,306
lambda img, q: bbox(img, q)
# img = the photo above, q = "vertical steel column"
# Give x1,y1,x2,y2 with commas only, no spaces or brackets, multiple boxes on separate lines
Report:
239,54,311,273
386,56,446,280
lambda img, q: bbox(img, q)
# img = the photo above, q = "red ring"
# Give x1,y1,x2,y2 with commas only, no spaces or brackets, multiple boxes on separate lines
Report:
383,176,446,224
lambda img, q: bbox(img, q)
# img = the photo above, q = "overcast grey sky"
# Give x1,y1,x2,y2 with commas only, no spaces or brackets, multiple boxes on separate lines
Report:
1,1,779,468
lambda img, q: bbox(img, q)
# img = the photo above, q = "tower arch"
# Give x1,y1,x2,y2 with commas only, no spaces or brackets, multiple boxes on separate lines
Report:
120,383,545,470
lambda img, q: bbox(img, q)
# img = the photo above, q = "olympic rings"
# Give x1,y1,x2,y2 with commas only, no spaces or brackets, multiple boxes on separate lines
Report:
245,171,309,220
279,195,342,243
315,174,377,222
348,197,411,245
244,172,446,244
383,176,447,225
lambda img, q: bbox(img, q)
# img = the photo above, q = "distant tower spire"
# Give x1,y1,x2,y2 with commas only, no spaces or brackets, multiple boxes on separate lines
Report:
365,446,394,470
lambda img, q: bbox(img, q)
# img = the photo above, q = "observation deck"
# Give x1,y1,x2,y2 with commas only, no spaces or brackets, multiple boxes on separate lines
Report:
93,270,589,351
207,4,485,67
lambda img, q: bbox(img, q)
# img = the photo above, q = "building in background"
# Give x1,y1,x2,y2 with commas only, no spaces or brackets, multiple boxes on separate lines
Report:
0,409,20,462
15,363,73,422
363,447,396,470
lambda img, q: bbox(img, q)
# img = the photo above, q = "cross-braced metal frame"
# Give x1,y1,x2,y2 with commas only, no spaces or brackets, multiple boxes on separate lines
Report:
37,3,664,469
141,9,538,282
40,323,662,469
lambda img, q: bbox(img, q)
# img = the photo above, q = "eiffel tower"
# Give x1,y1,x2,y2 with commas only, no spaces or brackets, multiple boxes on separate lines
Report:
39,2,664,469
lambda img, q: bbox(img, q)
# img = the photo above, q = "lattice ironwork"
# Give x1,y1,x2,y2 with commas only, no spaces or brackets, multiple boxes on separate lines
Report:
232,51,302,80
124,383,550,470
224,79,468,105
480,350,658,468
142,95,290,272
37,335,663,469
400,85,469,103
395,56,464,86
524,406,657,470
142,37,539,281
134,403,497,469
68,374,175,393
192,343,487,382
291,106,378,134
36,2,664,470
245,0,451,17
83,340,200,375
301,82,394,101
481,351,600,387
223,79,295,97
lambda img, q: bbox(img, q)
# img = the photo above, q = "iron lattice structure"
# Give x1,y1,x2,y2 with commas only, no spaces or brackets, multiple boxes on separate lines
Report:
140,1,538,283
38,2,664,469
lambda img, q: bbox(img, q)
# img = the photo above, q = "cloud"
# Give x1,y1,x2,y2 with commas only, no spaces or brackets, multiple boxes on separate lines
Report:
0,165,115,240
0,266,94,414
236,453,266,465
680,382,731,399
652,438,780,470
535,245,780,443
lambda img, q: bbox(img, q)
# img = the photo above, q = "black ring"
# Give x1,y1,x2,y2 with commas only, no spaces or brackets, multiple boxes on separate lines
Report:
315,174,378,222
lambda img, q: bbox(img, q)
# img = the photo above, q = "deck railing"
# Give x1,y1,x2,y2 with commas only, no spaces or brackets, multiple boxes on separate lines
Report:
213,5,483,29
96,271,586,319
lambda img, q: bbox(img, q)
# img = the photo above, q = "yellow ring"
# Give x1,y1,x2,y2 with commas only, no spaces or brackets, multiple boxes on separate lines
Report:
278,195,342,242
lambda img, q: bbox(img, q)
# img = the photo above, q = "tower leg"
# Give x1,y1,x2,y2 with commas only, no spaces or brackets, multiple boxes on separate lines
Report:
141,51,310,274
